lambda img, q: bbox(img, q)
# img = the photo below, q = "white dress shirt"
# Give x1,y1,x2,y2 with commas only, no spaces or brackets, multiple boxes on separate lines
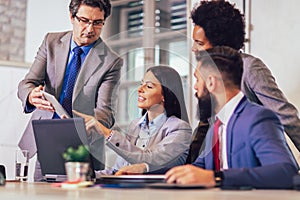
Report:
216,91,244,170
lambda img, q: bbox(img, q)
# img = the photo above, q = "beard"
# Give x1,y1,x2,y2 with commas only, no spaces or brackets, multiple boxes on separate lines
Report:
195,86,215,123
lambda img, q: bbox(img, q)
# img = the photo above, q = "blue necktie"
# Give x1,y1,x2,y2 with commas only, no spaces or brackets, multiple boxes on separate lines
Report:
62,46,83,117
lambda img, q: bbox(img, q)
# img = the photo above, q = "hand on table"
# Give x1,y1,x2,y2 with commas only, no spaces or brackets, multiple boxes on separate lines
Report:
115,163,148,175
165,164,215,188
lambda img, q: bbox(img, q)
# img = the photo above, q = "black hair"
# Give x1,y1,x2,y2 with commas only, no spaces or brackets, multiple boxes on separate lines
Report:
69,0,111,19
191,0,245,50
141,66,189,123
196,46,244,88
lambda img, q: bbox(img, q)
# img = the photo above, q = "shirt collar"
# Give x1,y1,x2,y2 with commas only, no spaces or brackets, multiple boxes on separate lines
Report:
138,112,167,129
216,91,244,125
70,40,95,55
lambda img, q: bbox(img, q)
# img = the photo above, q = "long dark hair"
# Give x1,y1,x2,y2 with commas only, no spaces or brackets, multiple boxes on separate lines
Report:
142,66,189,123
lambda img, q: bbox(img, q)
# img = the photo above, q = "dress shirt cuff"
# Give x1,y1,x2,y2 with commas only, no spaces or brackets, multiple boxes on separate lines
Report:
106,130,114,141
25,100,36,113
144,163,149,173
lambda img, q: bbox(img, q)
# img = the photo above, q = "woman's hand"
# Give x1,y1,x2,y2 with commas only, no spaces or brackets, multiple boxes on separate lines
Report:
115,163,148,175
72,110,111,137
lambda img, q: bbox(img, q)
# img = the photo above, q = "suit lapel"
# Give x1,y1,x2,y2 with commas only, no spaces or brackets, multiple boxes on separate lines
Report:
55,32,72,98
73,39,105,101
226,96,247,167
204,127,215,169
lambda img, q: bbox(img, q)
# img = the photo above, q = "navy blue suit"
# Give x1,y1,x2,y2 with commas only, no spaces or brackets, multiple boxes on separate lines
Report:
193,97,298,189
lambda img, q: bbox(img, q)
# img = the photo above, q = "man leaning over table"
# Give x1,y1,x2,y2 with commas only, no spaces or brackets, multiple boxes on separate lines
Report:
17,0,122,181
186,0,300,164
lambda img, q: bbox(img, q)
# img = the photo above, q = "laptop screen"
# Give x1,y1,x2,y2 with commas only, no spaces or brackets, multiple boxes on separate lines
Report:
32,118,91,181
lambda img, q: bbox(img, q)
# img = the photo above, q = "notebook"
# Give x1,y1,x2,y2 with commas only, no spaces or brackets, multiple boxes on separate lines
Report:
32,118,92,182
95,174,166,184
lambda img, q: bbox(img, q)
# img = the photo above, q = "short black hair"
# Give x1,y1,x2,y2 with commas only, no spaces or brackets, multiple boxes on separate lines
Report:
191,0,245,50
69,0,111,19
196,46,243,88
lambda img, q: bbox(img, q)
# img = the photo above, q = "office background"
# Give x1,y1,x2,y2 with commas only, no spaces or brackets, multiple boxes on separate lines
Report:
0,0,300,181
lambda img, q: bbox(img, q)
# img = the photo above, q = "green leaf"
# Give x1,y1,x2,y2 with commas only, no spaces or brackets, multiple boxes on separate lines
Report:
62,145,89,162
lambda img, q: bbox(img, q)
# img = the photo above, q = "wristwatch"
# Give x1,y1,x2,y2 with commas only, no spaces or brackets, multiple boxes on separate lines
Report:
214,171,223,187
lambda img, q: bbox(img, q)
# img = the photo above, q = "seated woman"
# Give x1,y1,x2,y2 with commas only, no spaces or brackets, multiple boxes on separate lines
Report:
73,66,192,175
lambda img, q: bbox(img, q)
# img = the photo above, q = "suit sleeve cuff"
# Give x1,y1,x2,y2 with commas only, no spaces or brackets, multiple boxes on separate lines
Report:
25,101,36,113
144,163,149,173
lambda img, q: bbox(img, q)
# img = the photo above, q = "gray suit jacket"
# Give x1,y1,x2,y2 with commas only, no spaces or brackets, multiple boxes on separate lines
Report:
106,116,192,172
18,31,123,170
241,53,300,151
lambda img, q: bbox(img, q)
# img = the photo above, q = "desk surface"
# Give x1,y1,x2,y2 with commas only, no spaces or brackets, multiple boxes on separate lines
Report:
1,182,300,200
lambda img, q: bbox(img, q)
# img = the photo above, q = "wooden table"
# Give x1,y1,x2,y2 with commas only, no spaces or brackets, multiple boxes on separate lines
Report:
1,182,300,200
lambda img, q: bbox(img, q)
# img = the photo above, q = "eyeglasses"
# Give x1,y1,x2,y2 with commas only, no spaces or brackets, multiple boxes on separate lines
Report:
75,15,105,28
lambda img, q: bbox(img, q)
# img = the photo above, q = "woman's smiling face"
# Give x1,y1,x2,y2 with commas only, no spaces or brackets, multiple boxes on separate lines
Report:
137,71,164,111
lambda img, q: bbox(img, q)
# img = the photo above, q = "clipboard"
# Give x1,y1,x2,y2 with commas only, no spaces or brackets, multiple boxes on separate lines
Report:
42,91,70,118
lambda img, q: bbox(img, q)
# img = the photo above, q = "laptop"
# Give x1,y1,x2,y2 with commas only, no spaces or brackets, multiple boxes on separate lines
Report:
32,118,93,182
95,174,166,185
95,175,206,189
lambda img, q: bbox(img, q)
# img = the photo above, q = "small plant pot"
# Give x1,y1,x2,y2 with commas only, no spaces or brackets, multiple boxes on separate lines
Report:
65,162,89,182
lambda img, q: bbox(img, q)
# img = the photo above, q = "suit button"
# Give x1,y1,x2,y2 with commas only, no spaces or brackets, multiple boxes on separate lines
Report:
116,143,119,147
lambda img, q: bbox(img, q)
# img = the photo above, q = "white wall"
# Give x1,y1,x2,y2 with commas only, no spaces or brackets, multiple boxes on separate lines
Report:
0,65,32,180
250,0,300,108
25,0,71,62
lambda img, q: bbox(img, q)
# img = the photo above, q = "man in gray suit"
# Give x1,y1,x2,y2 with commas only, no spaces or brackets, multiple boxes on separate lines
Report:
187,0,300,163
17,0,122,180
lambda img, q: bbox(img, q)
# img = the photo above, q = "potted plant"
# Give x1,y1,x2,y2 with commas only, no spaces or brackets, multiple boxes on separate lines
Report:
62,145,90,182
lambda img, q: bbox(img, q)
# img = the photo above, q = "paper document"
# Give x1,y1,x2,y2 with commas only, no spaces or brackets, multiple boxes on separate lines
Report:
42,91,70,118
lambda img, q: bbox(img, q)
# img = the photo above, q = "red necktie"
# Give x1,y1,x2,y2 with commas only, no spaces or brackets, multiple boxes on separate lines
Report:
212,118,221,171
